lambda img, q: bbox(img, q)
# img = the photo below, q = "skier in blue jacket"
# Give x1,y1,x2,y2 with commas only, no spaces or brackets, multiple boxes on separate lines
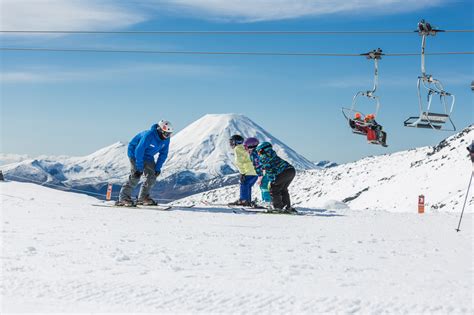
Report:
256,142,296,213
117,120,173,206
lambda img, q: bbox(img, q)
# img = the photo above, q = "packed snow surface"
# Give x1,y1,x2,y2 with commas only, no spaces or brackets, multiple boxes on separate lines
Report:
1,181,472,314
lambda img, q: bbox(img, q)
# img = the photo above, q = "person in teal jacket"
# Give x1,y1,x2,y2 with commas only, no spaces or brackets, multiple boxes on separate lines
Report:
228,134,258,206
256,142,296,212
117,120,173,206
243,137,272,204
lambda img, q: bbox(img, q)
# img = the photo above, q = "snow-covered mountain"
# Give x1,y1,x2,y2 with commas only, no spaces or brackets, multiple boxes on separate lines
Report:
179,125,474,213
0,153,31,166
1,114,315,200
314,160,338,168
165,113,315,175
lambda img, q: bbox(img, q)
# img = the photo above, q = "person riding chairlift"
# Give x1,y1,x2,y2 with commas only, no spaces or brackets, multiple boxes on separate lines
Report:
364,114,387,147
350,112,387,147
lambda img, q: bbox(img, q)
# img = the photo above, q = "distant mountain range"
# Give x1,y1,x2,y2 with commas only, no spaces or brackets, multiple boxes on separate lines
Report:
0,153,30,166
179,124,474,213
2,114,318,200
314,160,338,168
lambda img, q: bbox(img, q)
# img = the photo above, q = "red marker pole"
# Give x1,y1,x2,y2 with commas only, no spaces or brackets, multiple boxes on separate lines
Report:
418,195,425,214
106,184,113,201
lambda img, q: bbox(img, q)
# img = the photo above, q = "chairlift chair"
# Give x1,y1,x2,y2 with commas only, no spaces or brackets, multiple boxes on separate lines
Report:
342,48,388,147
404,20,456,131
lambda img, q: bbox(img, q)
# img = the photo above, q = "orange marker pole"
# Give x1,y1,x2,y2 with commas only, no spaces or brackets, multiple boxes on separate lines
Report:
106,184,113,201
418,195,425,214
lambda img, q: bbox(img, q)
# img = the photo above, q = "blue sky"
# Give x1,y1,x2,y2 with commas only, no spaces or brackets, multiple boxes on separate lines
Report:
1,0,473,163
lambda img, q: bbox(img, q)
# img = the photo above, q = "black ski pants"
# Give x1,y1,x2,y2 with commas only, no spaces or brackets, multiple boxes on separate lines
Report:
270,167,296,210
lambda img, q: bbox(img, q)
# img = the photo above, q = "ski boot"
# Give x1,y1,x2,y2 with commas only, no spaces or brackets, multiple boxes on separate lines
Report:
115,199,135,207
137,197,157,206
228,199,247,206
283,206,298,214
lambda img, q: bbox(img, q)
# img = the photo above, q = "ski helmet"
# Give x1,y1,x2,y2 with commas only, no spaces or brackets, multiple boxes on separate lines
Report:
243,137,259,149
229,134,244,147
157,120,174,139
256,142,272,155
365,114,375,121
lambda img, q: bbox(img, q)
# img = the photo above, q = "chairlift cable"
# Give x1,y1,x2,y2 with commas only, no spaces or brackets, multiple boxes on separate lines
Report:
0,30,473,35
1,47,473,56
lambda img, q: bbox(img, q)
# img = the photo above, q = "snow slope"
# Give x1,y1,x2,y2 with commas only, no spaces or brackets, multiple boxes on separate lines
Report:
1,181,472,314
180,125,474,213
2,114,315,200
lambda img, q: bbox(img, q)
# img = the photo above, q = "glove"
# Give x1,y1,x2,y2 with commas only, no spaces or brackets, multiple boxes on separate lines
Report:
155,171,161,177
133,170,143,178
239,174,246,184
256,176,263,186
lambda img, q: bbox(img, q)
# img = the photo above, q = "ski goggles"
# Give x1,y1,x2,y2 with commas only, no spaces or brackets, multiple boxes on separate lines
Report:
244,144,258,150
229,139,243,147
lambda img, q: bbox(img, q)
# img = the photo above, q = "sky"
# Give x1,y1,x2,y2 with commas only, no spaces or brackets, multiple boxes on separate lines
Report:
0,0,473,164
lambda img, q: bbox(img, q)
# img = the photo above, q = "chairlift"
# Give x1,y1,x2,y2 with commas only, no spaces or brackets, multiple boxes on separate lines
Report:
404,20,456,131
342,48,388,147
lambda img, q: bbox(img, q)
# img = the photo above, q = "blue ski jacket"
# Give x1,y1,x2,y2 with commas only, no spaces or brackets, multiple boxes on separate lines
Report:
127,124,170,172
256,143,293,182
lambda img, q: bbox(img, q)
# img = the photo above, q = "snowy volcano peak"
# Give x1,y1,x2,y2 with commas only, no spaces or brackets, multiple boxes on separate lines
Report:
165,113,315,177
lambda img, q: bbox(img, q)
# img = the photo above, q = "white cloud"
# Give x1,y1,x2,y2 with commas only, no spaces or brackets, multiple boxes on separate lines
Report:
0,71,46,83
151,0,446,22
0,0,146,31
0,0,447,32
0,63,230,83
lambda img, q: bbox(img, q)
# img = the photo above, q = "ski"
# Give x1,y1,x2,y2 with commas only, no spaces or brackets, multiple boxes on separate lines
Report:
200,201,233,207
171,204,195,209
92,204,172,211
229,206,304,215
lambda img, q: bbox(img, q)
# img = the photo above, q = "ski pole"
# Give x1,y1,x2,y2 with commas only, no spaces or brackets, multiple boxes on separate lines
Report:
455,167,473,232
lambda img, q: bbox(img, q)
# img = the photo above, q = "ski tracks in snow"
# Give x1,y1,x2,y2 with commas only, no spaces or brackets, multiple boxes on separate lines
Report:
1,182,473,314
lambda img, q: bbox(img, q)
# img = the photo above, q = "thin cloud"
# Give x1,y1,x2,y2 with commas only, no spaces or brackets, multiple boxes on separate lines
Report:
149,0,446,22
0,63,231,83
0,0,447,33
0,0,146,31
